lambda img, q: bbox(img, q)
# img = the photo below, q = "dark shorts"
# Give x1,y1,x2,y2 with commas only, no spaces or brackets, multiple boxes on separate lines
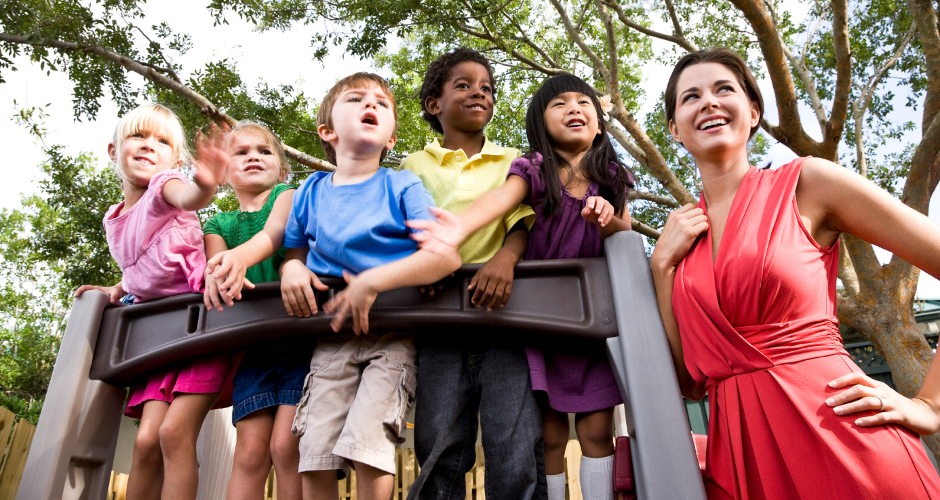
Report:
231,344,312,425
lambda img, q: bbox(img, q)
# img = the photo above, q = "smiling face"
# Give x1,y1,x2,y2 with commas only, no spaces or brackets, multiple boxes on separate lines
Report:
668,62,759,160
109,129,180,188
319,84,397,162
425,61,495,136
226,131,284,193
542,91,602,155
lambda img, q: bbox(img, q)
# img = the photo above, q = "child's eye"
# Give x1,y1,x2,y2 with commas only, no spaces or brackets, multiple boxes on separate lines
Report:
682,93,698,102
261,149,273,155
378,100,390,108
718,85,735,93
159,138,170,145
131,132,144,138
481,85,492,93
457,82,469,89
347,96,361,102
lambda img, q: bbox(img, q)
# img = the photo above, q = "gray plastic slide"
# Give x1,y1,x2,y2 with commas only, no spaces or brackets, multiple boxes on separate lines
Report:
15,230,704,499
605,231,707,499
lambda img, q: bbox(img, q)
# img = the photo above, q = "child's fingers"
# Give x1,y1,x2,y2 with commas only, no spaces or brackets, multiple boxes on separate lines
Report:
312,275,330,292
406,219,432,231
329,300,350,333
600,204,614,226
487,281,507,311
212,259,235,280
586,196,597,212
242,278,255,290
499,281,513,308
356,304,369,335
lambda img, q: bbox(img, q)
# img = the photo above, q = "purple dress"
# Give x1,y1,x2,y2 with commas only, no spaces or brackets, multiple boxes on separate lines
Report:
509,153,624,412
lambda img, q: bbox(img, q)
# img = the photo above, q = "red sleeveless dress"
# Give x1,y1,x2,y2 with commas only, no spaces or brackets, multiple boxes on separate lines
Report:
672,158,940,499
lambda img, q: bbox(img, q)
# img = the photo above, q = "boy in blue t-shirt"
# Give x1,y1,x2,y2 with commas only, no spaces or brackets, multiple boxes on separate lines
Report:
214,72,460,500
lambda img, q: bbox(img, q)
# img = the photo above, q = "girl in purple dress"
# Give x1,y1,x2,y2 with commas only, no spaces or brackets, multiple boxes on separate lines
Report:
410,74,635,500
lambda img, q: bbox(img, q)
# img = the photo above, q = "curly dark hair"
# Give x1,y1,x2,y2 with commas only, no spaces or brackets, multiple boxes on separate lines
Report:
419,47,497,133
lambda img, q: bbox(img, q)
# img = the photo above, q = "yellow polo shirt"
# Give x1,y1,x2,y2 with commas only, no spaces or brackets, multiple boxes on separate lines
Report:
402,138,535,264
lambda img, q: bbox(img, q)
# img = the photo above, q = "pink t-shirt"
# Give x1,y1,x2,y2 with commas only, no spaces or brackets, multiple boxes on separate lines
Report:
104,169,206,302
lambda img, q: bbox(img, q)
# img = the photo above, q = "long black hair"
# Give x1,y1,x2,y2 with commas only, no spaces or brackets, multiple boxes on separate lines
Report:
524,74,634,219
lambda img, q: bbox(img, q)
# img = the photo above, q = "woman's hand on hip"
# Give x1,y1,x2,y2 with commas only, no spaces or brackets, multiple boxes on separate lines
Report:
827,371,940,435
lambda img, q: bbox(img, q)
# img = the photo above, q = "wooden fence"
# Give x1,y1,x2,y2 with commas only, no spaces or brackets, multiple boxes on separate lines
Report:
107,441,590,500
0,407,37,500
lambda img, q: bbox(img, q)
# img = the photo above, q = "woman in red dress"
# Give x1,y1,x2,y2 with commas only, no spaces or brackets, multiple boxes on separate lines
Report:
652,48,940,499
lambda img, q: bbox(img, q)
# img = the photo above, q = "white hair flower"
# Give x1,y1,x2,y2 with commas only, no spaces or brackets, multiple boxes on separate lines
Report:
598,94,613,121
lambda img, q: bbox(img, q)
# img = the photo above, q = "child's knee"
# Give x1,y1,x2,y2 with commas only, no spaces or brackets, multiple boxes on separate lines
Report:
158,418,192,456
269,431,299,466
543,425,570,452
133,425,163,464
234,434,272,472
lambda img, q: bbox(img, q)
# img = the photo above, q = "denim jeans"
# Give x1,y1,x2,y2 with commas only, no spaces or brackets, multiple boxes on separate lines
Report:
408,335,546,500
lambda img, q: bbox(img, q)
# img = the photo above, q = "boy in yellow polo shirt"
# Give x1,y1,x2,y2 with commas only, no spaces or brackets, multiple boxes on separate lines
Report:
402,47,545,500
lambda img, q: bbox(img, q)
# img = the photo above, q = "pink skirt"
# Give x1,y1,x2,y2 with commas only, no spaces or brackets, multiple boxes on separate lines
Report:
124,351,245,418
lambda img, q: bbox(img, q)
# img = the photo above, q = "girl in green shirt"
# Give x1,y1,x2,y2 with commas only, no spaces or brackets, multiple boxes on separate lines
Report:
202,123,302,500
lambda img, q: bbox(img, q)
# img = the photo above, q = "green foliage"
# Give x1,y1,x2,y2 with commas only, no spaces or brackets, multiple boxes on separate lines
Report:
0,147,122,424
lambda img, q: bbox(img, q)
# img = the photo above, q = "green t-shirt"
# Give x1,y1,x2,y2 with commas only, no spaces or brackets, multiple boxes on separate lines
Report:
204,184,296,285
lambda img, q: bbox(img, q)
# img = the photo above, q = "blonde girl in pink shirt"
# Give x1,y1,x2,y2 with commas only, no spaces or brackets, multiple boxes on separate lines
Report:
75,103,236,500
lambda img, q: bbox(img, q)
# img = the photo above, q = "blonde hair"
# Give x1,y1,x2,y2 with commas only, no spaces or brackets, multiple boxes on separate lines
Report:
111,103,191,180
224,122,291,183
317,73,398,165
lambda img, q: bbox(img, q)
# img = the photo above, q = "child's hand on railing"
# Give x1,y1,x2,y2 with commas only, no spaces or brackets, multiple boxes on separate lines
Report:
470,251,516,311
407,207,467,257
74,283,125,304
324,270,379,335
280,260,328,317
205,249,255,310
581,196,615,228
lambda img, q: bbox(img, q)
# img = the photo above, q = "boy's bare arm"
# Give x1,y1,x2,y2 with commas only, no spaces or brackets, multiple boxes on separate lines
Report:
325,247,462,334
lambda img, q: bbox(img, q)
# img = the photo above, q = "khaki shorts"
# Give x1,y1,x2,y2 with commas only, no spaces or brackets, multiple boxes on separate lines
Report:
292,331,416,475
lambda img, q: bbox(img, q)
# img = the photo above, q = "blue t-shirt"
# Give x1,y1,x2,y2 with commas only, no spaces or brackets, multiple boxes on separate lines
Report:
283,168,436,276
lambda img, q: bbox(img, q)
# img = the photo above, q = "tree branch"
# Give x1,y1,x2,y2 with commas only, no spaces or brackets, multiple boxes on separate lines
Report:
824,0,852,161
630,190,679,208
905,0,940,129
607,124,648,164
605,0,698,52
502,12,561,68
728,0,821,157
842,233,883,288
453,22,568,76
779,34,827,133
0,32,334,171
548,0,610,82
609,107,696,205
631,219,662,239
852,24,917,177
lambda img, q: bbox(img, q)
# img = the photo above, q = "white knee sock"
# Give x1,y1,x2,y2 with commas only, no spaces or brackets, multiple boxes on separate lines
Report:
579,454,615,500
547,472,567,500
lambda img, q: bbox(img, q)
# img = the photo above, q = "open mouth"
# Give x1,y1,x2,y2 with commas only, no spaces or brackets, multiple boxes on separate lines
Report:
134,156,155,165
467,103,487,111
566,119,586,128
698,118,728,130
245,164,263,172
361,113,378,126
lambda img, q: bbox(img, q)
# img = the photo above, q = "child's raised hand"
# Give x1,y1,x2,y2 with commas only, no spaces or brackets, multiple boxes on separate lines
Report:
324,270,379,335
581,196,615,228
193,123,231,189
280,259,329,317
74,283,125,304
407,207,467,257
